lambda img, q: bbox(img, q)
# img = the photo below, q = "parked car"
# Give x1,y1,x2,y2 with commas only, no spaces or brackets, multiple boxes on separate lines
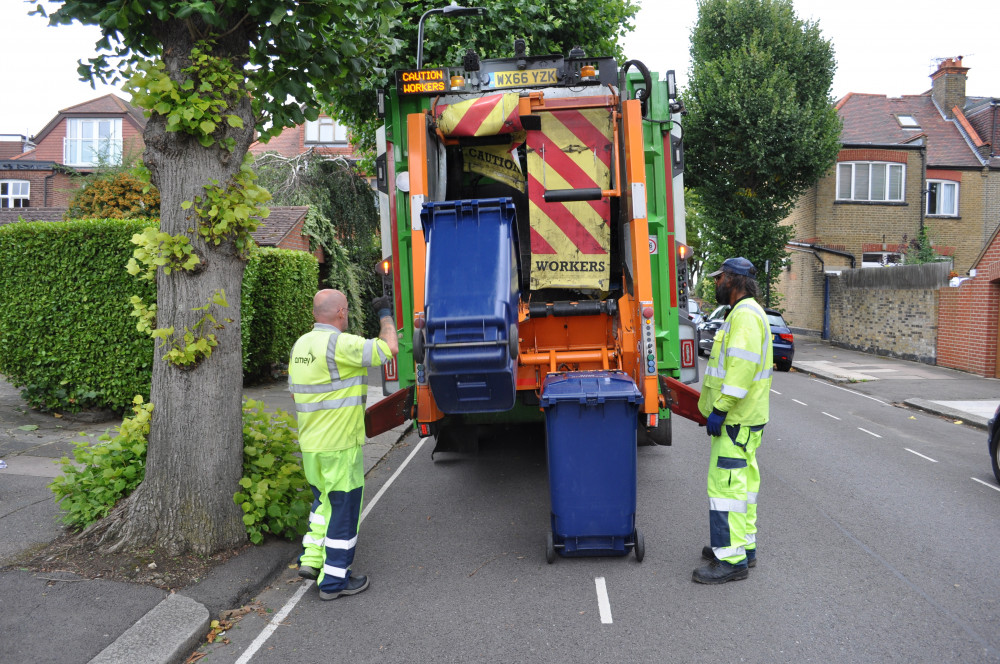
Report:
765,308,794,372
696,305,795,372
990,403,1000,484
686,299,705,325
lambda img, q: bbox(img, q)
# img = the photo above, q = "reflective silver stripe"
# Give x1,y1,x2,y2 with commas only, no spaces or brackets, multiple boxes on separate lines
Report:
326,331,341,380
362,339,374,365
745,533,756,545
295,395,365,413
753,368,773,381
303,534,324,547
720,321,731,333
714,545,745,559
727,347,760,363
747,491,758,505
721,384,748,398
325,535,358,550
706,365,726,379
709,497,747,513
309,512,326,526
374,342,388,365
323,563,348,579
289,375,366,394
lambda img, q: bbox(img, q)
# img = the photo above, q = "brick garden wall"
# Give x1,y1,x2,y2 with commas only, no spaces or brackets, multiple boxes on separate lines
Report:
827,263,951,364
937,236,1000,377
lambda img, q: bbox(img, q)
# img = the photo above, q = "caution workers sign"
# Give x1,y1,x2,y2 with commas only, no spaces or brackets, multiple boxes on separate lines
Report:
436,93,526,189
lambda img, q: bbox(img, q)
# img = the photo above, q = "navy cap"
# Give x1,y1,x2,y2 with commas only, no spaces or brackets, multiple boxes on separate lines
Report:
708,257,756,278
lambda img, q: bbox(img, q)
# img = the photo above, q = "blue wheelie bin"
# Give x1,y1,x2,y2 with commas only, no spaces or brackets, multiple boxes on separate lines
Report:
419,198,520,414
540,370,645,562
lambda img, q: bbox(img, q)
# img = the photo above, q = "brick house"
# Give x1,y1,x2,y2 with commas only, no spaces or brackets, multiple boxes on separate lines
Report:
249,114,355,160
250,205,323,262
0,94,146,217
778,57,1000,339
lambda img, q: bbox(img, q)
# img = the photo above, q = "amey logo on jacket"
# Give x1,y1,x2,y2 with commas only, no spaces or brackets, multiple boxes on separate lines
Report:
294,349,316,365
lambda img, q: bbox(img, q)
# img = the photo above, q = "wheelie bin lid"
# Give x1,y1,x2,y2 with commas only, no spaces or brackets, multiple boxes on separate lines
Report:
540,371,641,408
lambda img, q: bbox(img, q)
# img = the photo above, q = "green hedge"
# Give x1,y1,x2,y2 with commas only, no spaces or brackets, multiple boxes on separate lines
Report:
0,219,317,412
244,248,317,378
0,219,156,411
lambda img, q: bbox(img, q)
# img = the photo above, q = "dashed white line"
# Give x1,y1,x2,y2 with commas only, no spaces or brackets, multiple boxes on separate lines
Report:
822,412,841,420
905,448,937,463
792,399,808,406
971,477,1000,493
858,427,882,438
236,437,429,664
595,577,613,624
771,389,782,395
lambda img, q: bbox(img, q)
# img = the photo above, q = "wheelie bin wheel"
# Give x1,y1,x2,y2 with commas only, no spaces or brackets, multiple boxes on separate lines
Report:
546,532,556,564
634,527,645,562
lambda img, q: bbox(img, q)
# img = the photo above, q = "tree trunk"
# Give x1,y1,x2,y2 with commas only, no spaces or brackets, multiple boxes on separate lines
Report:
105,30,256,556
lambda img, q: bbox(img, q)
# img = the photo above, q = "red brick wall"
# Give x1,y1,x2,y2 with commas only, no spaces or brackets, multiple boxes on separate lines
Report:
275,217,324,262
31,118,144,164
937,237,1000,377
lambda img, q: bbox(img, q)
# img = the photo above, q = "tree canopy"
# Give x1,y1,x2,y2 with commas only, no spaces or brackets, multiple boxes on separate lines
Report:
682,0,841,301
329,0,640,156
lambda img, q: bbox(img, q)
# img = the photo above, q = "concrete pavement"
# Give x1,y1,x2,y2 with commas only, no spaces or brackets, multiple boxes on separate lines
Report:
1,338,997,663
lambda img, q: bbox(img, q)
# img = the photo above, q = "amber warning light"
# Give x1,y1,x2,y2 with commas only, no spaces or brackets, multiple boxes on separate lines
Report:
677,243,690,261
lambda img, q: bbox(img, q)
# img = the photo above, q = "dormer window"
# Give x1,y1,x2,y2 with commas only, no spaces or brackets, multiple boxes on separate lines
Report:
305,117,348,144
64,118,123,166
896,114,920,129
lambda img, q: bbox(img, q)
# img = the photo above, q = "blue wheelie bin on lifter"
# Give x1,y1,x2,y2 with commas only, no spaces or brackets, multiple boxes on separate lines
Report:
419,198,520,414
540,370,645,562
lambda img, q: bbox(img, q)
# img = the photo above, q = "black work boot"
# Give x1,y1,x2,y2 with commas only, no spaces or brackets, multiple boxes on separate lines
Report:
319,574,370,600
702,546,756,568
692,560,748,584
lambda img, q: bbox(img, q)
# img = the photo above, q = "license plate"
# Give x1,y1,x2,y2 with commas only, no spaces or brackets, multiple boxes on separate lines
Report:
487,68,558,88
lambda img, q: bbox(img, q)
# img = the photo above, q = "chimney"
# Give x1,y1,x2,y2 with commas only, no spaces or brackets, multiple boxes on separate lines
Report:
931,56,969,119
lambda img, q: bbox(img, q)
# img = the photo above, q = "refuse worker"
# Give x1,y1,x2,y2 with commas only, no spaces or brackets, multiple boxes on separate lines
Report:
693,257,772,584
288,289,398,600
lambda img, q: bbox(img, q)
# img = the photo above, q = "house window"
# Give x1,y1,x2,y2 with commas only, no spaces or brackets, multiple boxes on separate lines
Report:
896,114,920,128
64,118,123,166
305,117,348,144
836,162,905,202
0,180,30,208
926,180,958,216
861,251,902,268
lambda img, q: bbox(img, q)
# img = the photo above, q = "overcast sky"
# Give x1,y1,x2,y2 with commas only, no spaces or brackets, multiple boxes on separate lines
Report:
1,0,997,137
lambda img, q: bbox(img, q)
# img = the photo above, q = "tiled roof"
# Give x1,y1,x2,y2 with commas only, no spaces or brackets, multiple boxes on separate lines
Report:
837,94,984,168
250,205,309,246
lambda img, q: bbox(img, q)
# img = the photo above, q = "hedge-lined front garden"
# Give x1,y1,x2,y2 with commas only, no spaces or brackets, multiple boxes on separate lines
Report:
0,219,317,412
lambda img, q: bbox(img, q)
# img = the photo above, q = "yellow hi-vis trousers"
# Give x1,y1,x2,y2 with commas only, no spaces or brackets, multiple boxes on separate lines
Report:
708,423,762,566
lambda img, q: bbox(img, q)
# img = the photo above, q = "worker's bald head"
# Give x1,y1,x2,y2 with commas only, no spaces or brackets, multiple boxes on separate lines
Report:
313,289,348,329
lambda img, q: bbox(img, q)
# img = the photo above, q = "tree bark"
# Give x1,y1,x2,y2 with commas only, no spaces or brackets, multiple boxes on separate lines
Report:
105,28,256,556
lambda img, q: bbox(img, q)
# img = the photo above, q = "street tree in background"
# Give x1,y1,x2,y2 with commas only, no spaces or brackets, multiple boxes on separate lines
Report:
39,0,400,557
332,0,640,159
682,0,841,300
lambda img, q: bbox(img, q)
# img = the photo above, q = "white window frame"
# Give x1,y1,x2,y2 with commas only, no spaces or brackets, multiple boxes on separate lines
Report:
861,251,903,268
836,161,905,203
304,117,348,144
0,179,30,208
926,179,959,217
64,118,123,166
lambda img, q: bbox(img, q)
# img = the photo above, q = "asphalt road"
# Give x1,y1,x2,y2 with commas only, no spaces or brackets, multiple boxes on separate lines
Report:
193,367,1000,663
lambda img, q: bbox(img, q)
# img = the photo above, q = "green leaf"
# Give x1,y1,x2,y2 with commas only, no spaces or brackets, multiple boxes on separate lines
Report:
18,425,39,431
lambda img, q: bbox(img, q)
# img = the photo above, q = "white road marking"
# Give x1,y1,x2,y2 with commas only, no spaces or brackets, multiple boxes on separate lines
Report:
595,577,613,624
792,399,808,406
813,379,888,405
905,448,937,463
771,389,781,395
971,477,1000,493
822,412,841,420
236,437,429,663
858,428,882,438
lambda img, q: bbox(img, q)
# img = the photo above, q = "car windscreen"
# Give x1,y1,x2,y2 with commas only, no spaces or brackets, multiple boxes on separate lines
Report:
766,313,787,328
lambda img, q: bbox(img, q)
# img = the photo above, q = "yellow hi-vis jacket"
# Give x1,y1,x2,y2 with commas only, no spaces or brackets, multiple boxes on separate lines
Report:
288,323,392,453
698,297,772,426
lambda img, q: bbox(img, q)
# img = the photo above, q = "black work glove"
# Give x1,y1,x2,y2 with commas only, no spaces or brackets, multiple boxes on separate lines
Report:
371,295,392,320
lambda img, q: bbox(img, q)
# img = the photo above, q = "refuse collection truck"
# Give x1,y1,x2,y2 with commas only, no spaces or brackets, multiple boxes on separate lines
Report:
364,37,704,453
